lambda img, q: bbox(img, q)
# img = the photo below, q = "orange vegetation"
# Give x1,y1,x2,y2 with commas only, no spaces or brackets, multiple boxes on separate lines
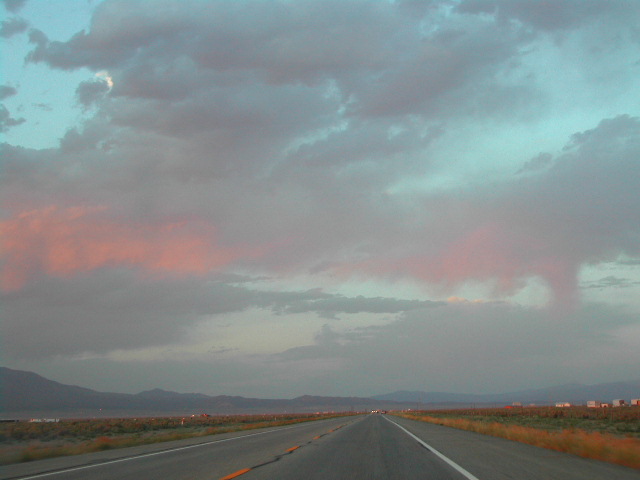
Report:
396,412,640,470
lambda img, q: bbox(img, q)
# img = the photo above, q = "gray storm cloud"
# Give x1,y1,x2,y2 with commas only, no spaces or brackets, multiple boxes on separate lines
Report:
2,0,639,396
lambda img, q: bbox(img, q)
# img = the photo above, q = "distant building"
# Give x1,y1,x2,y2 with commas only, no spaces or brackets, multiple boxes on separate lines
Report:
631,399,640,406
555,402,571,408
587,400,601,408
612,399,626,407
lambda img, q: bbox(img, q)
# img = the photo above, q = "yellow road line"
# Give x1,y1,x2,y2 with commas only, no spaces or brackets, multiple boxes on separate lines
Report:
286,445,300,452
219,467,251,479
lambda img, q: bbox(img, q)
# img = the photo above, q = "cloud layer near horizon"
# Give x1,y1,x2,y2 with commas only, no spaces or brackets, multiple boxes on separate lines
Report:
2,0,640,396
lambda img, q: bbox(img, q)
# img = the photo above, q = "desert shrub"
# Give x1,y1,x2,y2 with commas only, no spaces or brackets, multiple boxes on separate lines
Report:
395,409,640,469
1,412,354,465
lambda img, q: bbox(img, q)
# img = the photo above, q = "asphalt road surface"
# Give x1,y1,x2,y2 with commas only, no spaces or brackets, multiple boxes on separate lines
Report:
2,414,638,480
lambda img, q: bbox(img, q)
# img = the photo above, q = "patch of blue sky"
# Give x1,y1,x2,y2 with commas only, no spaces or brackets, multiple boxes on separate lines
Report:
579,260,640,309
1,0,101,149
1,48,92,149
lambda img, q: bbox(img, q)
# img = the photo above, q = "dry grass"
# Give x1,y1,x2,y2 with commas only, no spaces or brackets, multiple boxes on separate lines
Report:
395,412,640,470
0,413,353,465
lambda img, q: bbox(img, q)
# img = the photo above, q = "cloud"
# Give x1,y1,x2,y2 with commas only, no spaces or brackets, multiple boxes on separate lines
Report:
6,1,640,307
2,272,226,359
1,0,26,13
0,16,27,37
582,276,640,290
0,85,18,100
0,205,261,291
618,258,640,266
3,0,640,396
75,78,111,108
337,114,640,306
95,71,113,89
516,152,553,175
59,122,109,153
32,102,52,111
457,0,632,31
268,301,640,395
12,299,638,396
26,26,46,47
25,1,397,74
22,0,534,125
268,292,444,319
1,269,447,361
0,104,25,132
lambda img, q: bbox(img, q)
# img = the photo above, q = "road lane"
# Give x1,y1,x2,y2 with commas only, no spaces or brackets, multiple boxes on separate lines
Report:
4,414,639,480
0,416,358,480
387,414,640,480
244,414,471,480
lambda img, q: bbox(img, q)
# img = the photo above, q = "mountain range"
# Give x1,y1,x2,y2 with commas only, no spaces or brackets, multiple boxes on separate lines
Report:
2,367,638,418
372,380,640,405
0,367,406,417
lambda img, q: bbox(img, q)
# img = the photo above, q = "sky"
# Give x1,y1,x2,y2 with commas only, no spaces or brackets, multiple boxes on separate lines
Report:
1,0,640,399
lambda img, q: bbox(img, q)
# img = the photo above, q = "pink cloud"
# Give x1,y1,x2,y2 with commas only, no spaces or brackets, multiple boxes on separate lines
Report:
340,223,579,306
0,205,259,291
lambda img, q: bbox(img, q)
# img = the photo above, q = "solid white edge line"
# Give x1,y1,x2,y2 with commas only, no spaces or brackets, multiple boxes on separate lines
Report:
13,422,313,480
384,416,481,480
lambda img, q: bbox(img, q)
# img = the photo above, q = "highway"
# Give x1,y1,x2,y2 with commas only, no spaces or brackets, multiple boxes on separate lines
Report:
2,414,638,480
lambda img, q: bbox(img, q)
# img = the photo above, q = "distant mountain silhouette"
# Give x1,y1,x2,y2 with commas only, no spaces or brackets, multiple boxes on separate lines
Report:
3,366,638,418
372,380,640,405
0,367,404,416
